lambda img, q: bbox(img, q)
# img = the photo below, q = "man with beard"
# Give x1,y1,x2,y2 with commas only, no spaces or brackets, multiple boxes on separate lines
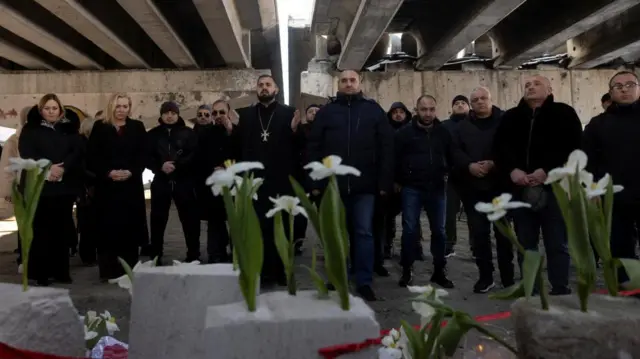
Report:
395,95,454,289
147,101,200,264
442,95,470,258
194,102,234,263
232,75,302,287
307,69,394,301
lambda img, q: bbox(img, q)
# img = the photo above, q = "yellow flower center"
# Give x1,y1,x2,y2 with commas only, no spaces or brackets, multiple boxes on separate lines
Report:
322,156,333,168
108,317,116,323
591,183,597,190
492,198,501,206
224,159,235,168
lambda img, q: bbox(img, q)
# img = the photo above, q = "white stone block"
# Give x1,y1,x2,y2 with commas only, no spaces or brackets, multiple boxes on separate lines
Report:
128,263,251,359
0,283,85,357
203,290,380,359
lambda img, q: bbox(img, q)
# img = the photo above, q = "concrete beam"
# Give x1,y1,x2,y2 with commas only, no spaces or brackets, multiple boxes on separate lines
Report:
337,0,404,70
116,0,197,68
0,2,102,69
416,0,525,70
493,0,638,67
0,39,54,70
192,0,251,68
34,0,149,68
311,0,361,43
568,4,640,68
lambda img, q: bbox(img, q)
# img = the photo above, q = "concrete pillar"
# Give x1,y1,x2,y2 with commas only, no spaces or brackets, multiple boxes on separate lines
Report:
415,0,525,70
314,35,329,60
336,0,404,70
491,0,638,67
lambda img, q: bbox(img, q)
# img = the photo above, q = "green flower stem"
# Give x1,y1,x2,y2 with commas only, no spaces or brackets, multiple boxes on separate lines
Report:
287,214,296,295
495,219,525,255
538,259,549,310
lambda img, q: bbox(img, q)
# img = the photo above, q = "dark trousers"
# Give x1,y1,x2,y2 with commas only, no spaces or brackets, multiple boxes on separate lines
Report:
206,197,231,262
343,194,376,287
293,215,307,251
254,195,287,282
77,200,98,264
373,193,401,265
29,195,75,281
611,203,640,283
512,189,569,290
401,186,447,269
149,179,201,260
445,182,462,253
462,189,514,284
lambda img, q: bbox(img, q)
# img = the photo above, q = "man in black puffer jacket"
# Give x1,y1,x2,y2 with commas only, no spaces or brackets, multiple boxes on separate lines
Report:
493,75,582,296
395,95,454,289
147,101,200,264
307,69,394,302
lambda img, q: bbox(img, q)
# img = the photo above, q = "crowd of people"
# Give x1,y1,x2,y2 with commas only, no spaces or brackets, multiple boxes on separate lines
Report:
0,70,638,303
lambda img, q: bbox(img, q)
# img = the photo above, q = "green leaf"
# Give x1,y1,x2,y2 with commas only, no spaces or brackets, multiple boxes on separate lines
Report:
437,314,471,356
567,170,597,273
289,176,321,238
237,173,263,311
522,250,543,298
423,311,445,355
117,257,134,282
489,281,525,300
618,258,640,289
318,175,350,310
586,199,610,262
401,320,426,359
412,297,454,315
273,211,291,274
604,179,614,249
493,219,525,255
301,245,329,297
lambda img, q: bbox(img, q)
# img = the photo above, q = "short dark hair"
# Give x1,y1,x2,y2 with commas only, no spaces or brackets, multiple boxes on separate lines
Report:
257,74,276,85
416,95,436,106
601,93,611,103
212,99,231,111
609,71,639,88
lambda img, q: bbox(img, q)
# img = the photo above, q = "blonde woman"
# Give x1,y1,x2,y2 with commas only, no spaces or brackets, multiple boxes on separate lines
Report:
86,93,148,281
19,94,83,286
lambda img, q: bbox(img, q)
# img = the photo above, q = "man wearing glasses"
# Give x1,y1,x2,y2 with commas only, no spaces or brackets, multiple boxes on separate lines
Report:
583,71,640,286
194,100,234,263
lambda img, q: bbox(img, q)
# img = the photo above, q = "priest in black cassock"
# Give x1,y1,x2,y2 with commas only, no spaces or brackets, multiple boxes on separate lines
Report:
232,74,302,287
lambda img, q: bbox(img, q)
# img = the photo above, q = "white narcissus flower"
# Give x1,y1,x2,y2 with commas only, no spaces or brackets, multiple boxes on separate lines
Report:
304,155,361,180
378,347,403,359
172,259,201,266
582,172,624,199
205,160,264,196
6,157,50,174
475,193,531,221
84,325,98,341
100,311,120,335
108,260,156,295
229,176,263,200
265,195,308,218
408,285,448,326
389,328,400,342
544,149,588,185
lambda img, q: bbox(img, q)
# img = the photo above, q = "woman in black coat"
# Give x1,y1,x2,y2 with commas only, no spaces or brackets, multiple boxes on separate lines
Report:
86,93,149,281
19,94,83,286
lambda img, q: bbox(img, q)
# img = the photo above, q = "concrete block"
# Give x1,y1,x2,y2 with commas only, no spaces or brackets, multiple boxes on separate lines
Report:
203,290,380,359
128,263,250,359
0,283,85,357
512,294,640,359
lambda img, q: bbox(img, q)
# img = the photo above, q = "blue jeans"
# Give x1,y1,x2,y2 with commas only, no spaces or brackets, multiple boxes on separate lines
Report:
401,186,447,269
343,194,375,287
512,189,570,290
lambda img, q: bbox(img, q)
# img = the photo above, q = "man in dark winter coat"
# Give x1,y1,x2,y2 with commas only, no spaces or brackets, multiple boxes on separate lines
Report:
395,95,455,289
452,87,513,293
493,75,582,295
307,69,394,301
441,95,470,257
193,102,234,263
583,71,640,285
147,101,200,264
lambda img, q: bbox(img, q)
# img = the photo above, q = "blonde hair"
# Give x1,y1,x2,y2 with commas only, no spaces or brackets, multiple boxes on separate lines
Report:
104,93,132,125
37,93,64,120
79,117,97,138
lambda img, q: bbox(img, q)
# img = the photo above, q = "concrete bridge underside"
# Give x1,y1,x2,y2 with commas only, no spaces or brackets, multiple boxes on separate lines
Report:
310,0,640,71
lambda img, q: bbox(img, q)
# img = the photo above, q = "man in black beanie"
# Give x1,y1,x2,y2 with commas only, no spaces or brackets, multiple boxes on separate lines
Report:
442,94,470,258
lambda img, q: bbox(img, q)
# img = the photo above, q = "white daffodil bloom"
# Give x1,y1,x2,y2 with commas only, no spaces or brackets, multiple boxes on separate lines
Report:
205,160,264,196
229,176,263,200
6,157,50,174
475,193,531,221
304,155,360,180
544,149,588,185
265,195,308,218
83,310,100,327
172,259,201,266
389,328,400,342
84,325,98,341
582,173,624,199
378,346,403,359
408,285,448,327
100,311,119,335
108,260,155,295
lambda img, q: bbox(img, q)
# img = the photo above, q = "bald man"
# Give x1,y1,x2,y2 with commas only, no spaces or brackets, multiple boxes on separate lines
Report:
493,75,582,296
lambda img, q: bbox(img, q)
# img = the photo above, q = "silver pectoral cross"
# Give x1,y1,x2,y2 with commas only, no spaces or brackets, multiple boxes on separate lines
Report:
261,130,270,142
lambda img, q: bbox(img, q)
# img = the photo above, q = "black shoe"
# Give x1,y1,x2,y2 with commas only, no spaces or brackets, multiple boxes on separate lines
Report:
374,265,390,277
54,276,73,284
35,278,51,287
398,267,413,287
445,249,456,258
431,270,454,289
550,286,572,296
356,285,377,302
184,256,201,264
473,277,495,293
501,279,515,288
